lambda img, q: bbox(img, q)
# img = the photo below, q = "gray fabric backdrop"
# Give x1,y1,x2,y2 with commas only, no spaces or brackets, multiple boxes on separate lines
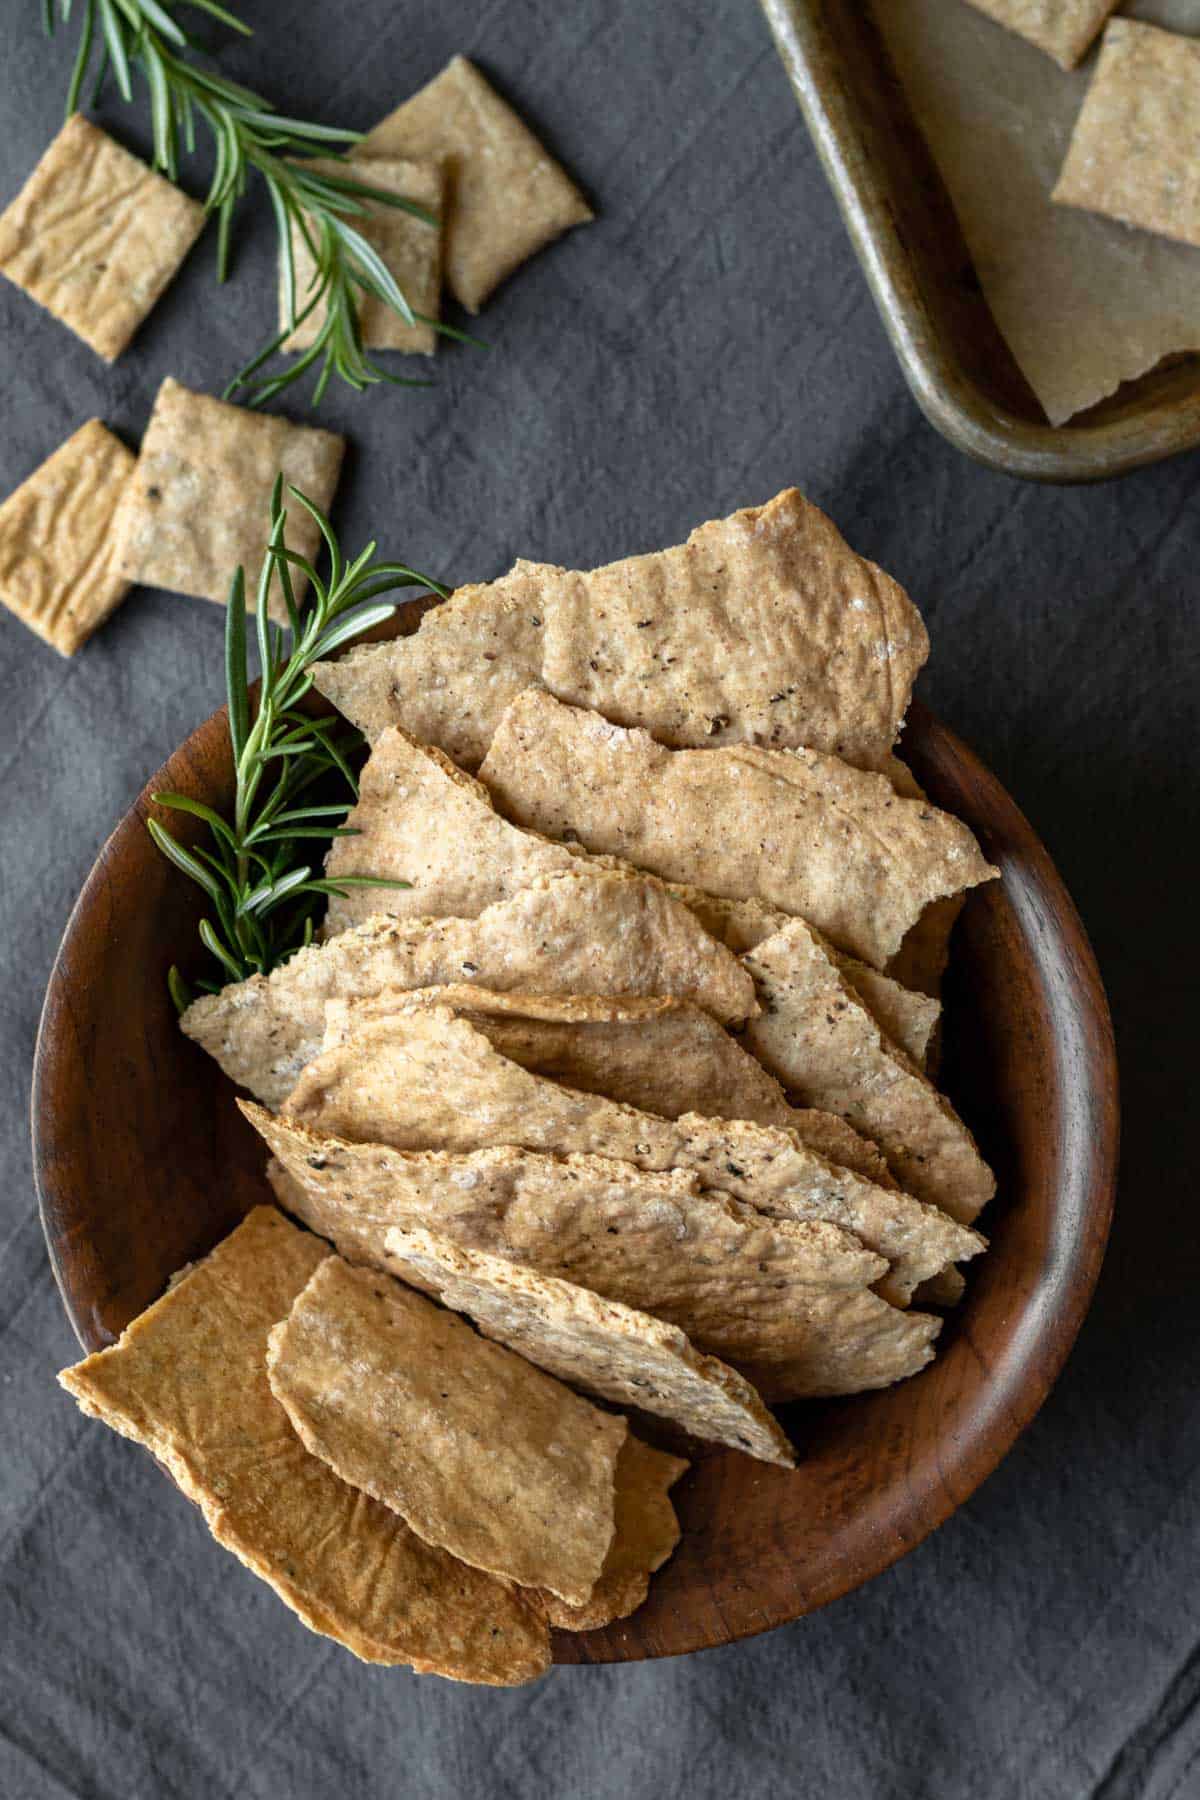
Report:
2,2,1198,1796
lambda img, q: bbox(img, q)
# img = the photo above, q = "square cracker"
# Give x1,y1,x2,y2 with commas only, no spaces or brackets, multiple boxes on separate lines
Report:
0,114,204,360
267,1254,624,1606
359,55,591,312
58,1207,550,1686
281,156,442,354
962,0,1117,70
1052,20,1200,249
381,1224,795,1466
113,378,344,615
0,420,133,654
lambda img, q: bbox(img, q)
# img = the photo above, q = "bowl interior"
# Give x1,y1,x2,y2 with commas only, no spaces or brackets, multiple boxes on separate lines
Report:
32,696,1117,1663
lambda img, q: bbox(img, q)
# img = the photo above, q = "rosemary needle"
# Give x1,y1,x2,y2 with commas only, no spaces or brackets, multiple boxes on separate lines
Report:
149,478,448,1002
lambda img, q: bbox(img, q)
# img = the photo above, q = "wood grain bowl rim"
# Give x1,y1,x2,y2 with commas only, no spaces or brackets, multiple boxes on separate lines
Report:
760,0,1200,484
31,698,1119,1663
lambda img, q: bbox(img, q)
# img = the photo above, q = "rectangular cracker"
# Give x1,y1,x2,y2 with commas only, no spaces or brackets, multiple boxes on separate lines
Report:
742,917,995,1224
962,0,1117,69
113,378,344,616
182,867,755,1106
322,985,796,1129
267,1254,624,1606
378,1224,795,1466
477,690,997,969
359,55,591,312
1052,20,1200,249
0,115,204,360
312,487,929,771
58,1207,549,1685
532,1435,687,1631
281,155,442,353
280,1004,983,1311
0,420,133,654
251,1110,940,1395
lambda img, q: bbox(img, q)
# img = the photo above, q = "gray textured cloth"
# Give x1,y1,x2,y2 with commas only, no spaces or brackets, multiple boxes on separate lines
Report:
1,2,1198,1796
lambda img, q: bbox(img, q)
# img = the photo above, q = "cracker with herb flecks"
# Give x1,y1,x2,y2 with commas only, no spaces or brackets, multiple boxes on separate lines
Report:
267,1255,624,1606
0,115,204,360
359,55,591,312
321,985,795,1129
58,1207,550,1686
532,1435,687,1631
113,378,344,616
312,488,929,772
321,726,584,933
281,155,443,354
742,917,995,1225
249,1109,944,1397
379,1224,795,1466
1053,20,1200,250
477,690,997,971
280,1005,983,1314
961,0,1117,69
0,420,133,655
664,881,941,1071
181,868,755,1106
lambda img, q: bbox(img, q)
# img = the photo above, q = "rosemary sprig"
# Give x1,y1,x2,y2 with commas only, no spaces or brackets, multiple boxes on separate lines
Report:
149,479,448,1004
42,0,478,404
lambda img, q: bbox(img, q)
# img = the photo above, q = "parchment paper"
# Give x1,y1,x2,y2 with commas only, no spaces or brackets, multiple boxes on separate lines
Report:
872,0,1200,423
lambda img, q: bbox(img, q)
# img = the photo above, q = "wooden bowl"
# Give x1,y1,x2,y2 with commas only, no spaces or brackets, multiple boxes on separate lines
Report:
32,695,1117,1664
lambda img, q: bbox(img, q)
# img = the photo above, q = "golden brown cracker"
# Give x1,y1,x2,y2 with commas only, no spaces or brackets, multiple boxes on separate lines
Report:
267,1254,623,1605
58,1207,550,1685
0,115,203,359
359,56,590,311
0,420,133,654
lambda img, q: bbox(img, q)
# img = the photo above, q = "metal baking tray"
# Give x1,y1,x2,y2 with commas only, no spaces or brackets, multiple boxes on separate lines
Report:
761,0,1200,482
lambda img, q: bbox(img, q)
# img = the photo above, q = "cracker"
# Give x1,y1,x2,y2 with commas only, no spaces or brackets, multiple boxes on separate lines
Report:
281,156,442,353
477,690,997,970
359,56,591,312
664,881,940,1070
247,1108,941,1395
0,420,133,655
281,1006,983,1311
533,1435,687,1631
742,917,995,1224
322,985,795,1128
0,115,204,360
323,727,581,934
58,1208,549,1685
267,1255,624,1605
1052,20,1200,249
112,378,344,616
962,0,1117,70
312,487,928,771
182,869,755,1106
379,1225,795,1466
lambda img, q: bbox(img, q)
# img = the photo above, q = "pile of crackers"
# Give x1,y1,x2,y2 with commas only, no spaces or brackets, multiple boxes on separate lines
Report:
62,489,1002,1684
0,58,589,655
966,4,1200,251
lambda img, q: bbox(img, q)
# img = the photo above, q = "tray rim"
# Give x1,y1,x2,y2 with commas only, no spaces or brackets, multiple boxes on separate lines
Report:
761,0,1200,483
